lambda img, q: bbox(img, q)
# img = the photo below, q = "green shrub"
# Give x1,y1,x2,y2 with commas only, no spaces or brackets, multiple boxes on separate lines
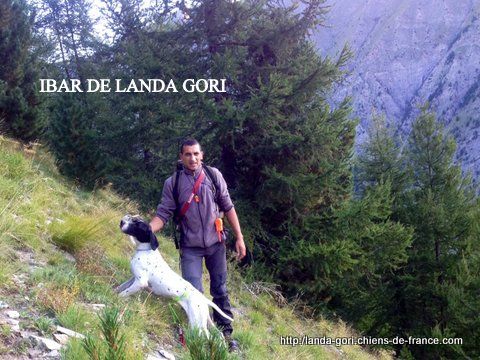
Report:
183,327,231,360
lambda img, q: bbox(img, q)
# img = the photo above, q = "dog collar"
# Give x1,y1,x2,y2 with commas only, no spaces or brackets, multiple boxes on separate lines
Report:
136,243,153,251
174,292,189,302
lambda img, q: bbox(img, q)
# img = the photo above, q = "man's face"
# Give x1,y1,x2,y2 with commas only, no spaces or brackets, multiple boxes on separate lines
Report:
180,144,203,171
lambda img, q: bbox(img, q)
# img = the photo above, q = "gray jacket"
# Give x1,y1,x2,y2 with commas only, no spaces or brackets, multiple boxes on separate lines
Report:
156,165,234,248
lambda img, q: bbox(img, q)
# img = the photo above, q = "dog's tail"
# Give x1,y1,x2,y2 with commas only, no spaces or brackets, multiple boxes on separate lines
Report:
206,299,234,322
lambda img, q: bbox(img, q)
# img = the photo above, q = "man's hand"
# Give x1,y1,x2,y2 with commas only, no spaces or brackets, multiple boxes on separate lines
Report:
225,207,246,260
150,216,165,233
235,236,247,261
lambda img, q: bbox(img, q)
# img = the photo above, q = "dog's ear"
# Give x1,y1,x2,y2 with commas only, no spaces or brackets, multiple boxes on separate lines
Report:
150,231,159,250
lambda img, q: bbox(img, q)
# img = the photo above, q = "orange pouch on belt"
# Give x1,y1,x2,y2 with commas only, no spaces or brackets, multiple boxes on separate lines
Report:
215,218,223,242
215,218,223,232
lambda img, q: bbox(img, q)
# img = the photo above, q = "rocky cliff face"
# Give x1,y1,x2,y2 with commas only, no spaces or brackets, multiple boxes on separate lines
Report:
313,0,480,177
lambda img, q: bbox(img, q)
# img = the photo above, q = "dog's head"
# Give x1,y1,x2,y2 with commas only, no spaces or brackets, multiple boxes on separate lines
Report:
120,215,159,251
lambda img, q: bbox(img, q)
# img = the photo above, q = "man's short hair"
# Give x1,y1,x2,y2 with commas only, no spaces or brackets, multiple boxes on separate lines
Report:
180,138,201,153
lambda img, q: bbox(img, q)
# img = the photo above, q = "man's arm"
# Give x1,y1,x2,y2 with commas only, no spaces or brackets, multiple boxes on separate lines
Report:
152,177,175,233
225,207,246,260
212,167,246,260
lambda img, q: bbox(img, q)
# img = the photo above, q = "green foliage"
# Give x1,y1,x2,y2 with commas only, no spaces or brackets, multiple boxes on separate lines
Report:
46,93,106,189
0,0,42,141
328,182,413,339
34,1,359,316
183,327,231,360
35,0,98,81
83,335,104,360
165,0,357,305
0,138,390,360
355,106,480,359
397,107,480,359
355,115,406,196
32,262,77,285
14,0,480,357
100,307,127,360
83,307,128,360
62,338,91,360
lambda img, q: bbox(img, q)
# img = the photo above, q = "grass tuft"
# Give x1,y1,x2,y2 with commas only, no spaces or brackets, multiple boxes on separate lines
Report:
48,214,109,253
57,305,94,333
33,316,55,336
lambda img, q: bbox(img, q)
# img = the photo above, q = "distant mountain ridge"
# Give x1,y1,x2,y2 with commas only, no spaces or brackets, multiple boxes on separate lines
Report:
312,0,480,177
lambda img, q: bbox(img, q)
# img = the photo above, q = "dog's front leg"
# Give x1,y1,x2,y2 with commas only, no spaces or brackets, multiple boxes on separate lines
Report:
118,276,147,297
115,276,136,293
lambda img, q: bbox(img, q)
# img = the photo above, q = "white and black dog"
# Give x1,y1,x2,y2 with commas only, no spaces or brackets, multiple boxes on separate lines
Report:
116,214,233,335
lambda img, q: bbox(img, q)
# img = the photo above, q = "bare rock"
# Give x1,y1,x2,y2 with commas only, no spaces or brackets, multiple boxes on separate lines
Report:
28,348,43,359
62,251,76,263
6,310,20,319
80,302,105,312
146,347,176,360
53,333,69,345
45,349,61,358
30,335,63,351
313,0,480,177
56,325,85,339
7,318,19,325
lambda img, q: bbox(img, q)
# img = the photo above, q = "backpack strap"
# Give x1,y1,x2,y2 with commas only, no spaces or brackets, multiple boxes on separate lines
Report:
178,170,205,218
172,165,182,219
172,162,183,249
173,165,220,212
203,165,220,203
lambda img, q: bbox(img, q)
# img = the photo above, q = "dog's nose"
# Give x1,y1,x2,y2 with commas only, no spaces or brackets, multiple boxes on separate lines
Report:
120,219,124,228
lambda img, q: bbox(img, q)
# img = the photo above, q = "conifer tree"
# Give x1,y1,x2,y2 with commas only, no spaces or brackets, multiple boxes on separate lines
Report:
34,0,108,188
328,181,413,338
88,0,196,204
356,106,480,359
355,115,406,197
397,107,480,359
169,1,357,292
47,93,105,188
0,0,41,141
35,0,98,83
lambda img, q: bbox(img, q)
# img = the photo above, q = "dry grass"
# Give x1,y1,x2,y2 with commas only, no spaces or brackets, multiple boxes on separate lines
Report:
242,281,288,307
36,283,80,313
75,244,115,278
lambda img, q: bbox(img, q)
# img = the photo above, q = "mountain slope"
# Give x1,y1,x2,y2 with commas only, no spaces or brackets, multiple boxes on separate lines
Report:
313,0,480,176
0,136,390,360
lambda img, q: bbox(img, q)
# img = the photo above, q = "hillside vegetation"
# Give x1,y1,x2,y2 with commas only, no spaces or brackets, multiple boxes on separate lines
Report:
0,136,390,359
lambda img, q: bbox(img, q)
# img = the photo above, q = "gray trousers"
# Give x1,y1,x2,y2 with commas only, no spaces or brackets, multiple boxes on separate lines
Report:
180,242,234,334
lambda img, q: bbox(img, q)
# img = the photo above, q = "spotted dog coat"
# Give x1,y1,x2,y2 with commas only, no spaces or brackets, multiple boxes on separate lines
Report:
117,215,233,334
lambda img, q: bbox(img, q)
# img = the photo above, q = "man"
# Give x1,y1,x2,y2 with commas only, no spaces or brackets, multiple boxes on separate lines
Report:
150,138,246,351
